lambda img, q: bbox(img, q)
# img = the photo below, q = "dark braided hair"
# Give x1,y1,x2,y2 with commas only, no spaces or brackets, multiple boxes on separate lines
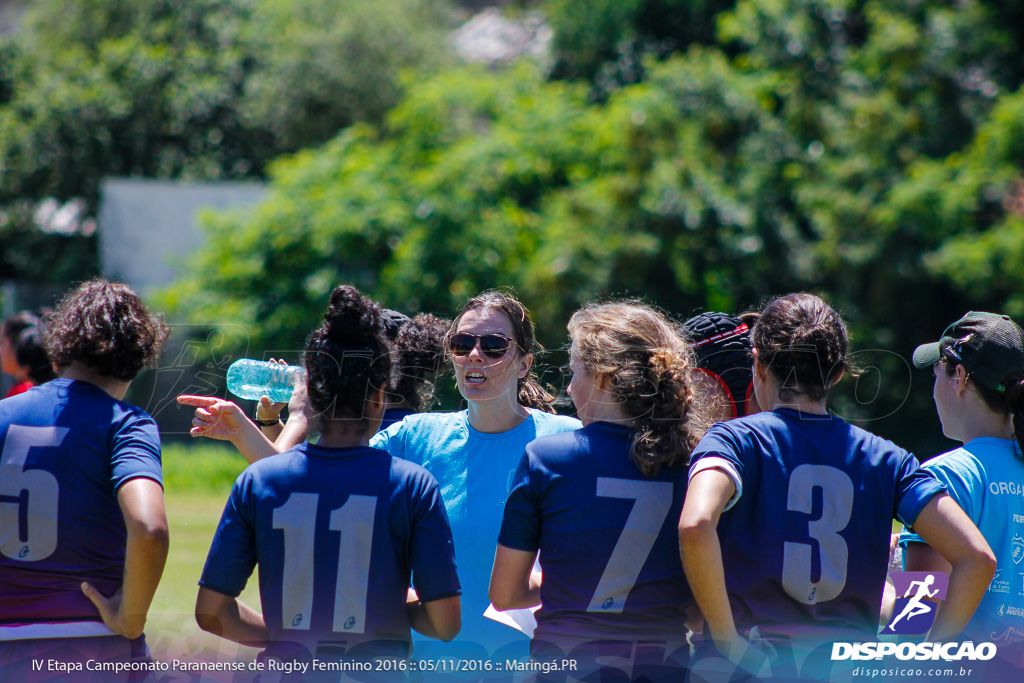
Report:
446,291,557,413
43,280,169,381
303,285,393,432
393,313,450,412
569,302,709,477
751,293,858,403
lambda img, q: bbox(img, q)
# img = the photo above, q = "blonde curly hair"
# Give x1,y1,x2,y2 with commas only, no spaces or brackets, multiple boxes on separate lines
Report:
568,302,710,476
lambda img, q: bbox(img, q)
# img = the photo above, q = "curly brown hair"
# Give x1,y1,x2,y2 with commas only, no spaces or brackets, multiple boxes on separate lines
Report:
43,280,169,381
569,302,709,477
393,313,451,412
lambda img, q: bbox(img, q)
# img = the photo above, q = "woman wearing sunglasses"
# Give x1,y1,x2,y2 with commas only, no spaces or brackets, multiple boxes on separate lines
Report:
369,291,581,662
489,302,707,681
180,290,580,664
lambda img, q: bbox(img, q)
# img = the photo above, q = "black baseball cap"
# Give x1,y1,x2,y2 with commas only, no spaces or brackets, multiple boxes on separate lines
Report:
912,312,1024,393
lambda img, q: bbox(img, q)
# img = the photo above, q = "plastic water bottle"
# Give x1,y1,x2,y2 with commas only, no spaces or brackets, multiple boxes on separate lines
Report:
226,359,302,403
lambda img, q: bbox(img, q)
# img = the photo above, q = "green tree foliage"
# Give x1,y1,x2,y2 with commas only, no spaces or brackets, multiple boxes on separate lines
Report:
906,89,1024,315
166,0,1024,454
545,0,737,93
157,55,823,364
0,0,452,282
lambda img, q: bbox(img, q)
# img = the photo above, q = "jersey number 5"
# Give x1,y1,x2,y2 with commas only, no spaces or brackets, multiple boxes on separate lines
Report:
0,425,67,562
587,478,673,613
273,493,376,633
782,464,854,604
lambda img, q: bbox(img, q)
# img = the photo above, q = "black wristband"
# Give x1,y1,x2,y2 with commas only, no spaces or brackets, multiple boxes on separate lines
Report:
254,416,282,428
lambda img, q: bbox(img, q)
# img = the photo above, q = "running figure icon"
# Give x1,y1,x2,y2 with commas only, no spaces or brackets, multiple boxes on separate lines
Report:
888,574,940,629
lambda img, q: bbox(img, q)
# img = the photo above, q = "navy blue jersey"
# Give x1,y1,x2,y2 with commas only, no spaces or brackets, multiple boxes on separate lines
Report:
0,379,162,636
199,443,460,661
689,409,944,644
499,422,693,648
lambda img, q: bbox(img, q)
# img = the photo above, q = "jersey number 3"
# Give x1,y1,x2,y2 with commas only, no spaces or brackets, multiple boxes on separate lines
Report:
0,425,67,561
587,478,673,613
782,464,854,604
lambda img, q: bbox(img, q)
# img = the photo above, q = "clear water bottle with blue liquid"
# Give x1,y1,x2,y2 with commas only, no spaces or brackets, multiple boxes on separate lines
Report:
226,359,302,403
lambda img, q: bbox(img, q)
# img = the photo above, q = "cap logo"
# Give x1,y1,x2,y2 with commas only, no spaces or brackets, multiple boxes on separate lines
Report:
946,334,973,362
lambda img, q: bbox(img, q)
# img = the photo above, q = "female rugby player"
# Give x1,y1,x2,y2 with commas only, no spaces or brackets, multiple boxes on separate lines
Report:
0,280,169,680
679,293,996,674
490,302,708,680
195,285,461,672
902,312,1024,673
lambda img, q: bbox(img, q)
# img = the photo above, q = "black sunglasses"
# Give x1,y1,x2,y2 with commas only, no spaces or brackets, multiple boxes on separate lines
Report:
449,333,516,359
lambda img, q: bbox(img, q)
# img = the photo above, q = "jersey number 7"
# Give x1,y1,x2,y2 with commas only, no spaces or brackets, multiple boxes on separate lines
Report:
587,478,673,613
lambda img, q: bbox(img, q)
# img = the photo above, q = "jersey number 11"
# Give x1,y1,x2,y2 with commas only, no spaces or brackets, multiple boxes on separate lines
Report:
273,493,377,633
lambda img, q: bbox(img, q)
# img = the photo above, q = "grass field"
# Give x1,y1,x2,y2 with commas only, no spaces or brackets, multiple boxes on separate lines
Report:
147,441,263,665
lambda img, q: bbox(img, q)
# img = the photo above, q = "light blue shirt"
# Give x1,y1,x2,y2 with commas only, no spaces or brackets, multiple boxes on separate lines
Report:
900,438,1024,658
372,409,581,659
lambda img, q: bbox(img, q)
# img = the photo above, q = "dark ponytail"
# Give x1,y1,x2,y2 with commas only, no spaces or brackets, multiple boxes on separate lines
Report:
16,326,56,384
303,285,393,430
1007,377,1024,459
752,293,859,403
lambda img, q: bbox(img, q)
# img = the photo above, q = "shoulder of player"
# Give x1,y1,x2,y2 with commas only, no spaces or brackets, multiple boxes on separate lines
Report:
697,411,776,443
526,409,582,437
525,427,584,457
835,422,935,477
240,446,305,477
841,421,912,459
387,451,440,484
111,399,158,428
522,422,628,472
922,446,986,482
386,410,468,440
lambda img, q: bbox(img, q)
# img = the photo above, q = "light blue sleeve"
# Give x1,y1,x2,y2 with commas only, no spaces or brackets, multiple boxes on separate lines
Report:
532,411,582,437
370,418,405,458
898,457,975,547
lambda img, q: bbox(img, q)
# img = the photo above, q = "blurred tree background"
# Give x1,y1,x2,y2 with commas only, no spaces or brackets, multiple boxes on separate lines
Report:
0,0,453,281
3,0,1023,455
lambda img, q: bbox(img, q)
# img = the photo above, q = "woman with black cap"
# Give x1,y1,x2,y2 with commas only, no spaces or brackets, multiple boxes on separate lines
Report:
901,311,1024,673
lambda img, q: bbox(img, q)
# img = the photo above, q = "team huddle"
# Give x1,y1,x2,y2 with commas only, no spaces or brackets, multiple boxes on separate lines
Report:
1,279,1023,682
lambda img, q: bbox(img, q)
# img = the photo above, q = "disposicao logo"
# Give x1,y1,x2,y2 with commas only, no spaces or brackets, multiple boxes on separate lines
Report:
883,571,949,635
